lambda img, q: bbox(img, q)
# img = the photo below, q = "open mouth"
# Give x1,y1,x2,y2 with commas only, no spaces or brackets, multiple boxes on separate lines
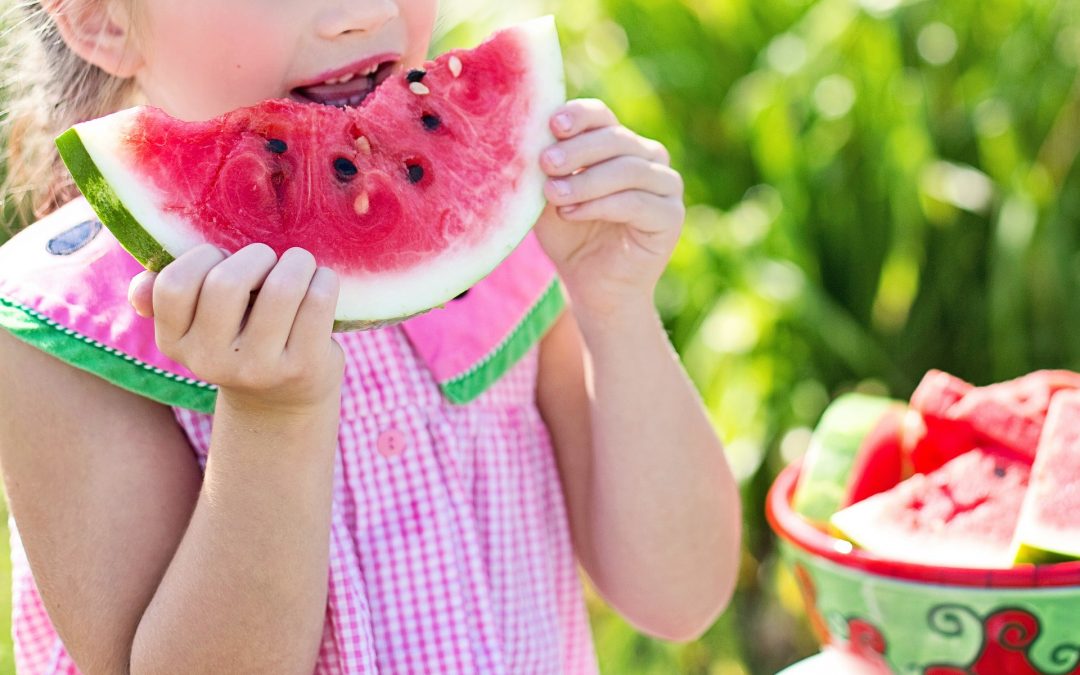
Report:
291,60,399,108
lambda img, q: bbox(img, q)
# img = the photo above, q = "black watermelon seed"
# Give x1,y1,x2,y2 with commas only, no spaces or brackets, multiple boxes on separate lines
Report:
406,69,427,83
334,157,359,179
454,289,470,301
407,163,425,184
267,139,287,154
994,465,1007,478
421,114,441,131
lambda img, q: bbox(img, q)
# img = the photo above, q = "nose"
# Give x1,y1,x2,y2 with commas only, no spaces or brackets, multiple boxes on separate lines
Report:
316,0,399,38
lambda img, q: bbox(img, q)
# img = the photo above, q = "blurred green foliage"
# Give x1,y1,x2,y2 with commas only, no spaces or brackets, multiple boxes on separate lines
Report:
1,0,1078,672
443,0,1080,672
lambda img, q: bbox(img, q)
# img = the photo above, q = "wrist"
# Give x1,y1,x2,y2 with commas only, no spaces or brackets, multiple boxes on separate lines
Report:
569,292,663,346
215,388,341,430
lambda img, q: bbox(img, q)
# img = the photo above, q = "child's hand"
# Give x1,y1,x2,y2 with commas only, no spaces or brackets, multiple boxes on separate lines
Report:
127,244,344,413
536,99,685,319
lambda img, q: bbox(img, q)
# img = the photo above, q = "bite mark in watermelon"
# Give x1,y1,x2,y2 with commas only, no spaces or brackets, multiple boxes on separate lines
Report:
830,448,1030,568
1012,390,1080,563
55,17,566,330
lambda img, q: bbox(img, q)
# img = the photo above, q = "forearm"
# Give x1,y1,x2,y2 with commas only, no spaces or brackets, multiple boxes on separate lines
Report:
575,301,741,639
131,395,340,674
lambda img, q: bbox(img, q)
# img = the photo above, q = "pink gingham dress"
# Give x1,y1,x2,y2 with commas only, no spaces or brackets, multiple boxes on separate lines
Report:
0,200,599,674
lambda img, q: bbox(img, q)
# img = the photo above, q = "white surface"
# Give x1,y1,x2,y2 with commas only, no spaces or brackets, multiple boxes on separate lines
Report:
776,649,886,674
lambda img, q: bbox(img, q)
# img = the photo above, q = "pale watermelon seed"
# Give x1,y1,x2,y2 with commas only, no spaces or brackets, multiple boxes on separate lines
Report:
449,56,463,78
355,136,372,155
354,191,370,215
409,82,431,96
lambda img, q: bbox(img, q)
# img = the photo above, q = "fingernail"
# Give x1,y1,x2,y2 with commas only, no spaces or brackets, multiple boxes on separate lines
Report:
545,148,566,168
555,113,572,132
551,180,572,197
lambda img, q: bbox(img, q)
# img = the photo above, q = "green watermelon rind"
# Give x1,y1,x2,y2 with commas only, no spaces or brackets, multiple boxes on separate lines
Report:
55,127,176,273
792,394,900,523
1013,542,1077,565
55,17,567,330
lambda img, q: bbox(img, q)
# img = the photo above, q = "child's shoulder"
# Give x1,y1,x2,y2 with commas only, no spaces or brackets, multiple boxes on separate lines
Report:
0,198,217,413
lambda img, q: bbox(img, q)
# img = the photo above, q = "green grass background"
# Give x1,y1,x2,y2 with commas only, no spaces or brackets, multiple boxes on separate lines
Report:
2,0,1080,672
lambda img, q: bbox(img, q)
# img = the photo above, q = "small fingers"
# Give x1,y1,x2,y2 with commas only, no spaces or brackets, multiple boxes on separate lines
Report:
286,267,340,357
544,156,683,207
152,244,228,348
541,126,671,177
240,248,319,352
550,99,619,140
558,191,686,234
188,243,279,343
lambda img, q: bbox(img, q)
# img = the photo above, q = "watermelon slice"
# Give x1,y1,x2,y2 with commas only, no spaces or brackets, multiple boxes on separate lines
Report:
1012,390,1080,563
908,370,979,473
791,394,906,523
950,370,1080,461
830,448,1031,568
55,18,566,330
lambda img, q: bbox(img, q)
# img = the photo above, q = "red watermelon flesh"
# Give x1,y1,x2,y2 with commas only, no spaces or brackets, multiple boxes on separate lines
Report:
949,370,1080,461
909,370,980,474
1012,389,1080,562
842,407,909,505
56,18,566,328
830,448,1030,568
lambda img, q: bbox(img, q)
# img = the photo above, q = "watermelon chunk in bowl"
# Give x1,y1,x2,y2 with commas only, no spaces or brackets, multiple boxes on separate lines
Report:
769,370,1080,674
768,463,1080,674
56,17,566,330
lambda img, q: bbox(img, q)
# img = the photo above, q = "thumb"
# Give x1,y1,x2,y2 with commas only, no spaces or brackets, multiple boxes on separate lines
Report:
128,270,158,318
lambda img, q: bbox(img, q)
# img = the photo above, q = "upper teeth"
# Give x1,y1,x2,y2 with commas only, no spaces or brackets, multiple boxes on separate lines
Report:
324,72,356,86
322,64,381,86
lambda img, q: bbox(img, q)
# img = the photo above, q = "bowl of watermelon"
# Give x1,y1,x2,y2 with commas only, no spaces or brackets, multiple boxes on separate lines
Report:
767,370,1080,674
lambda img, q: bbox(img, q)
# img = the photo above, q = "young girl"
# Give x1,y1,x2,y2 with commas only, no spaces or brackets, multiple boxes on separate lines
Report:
0,1,740,672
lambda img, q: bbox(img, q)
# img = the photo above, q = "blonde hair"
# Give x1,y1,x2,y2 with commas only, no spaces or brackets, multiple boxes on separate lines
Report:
1,0,137,233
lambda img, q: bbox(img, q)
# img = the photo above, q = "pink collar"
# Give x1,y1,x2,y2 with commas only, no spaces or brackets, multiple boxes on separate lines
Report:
0,200,563,411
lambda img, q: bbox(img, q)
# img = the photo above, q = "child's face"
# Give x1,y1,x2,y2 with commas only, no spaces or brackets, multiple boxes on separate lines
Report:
131,0,439,121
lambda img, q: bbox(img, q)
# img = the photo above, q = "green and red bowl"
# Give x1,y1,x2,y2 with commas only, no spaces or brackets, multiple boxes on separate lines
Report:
767,461,1080,674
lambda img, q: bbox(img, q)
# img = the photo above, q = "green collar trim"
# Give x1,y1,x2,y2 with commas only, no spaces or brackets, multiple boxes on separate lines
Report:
441,278,565,404
0,296,217,413
0,280,563,411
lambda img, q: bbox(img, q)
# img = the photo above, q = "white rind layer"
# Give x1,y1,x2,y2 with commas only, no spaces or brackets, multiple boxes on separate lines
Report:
338,15,565,320
73,16,566,323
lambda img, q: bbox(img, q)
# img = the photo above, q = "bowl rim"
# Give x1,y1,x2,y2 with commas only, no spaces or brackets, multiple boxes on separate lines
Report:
766,460,1080,588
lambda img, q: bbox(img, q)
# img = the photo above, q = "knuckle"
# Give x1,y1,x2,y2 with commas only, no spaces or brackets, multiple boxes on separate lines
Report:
610,125,636,145
202,266,241,297
152,275,186,306
304,282,339,311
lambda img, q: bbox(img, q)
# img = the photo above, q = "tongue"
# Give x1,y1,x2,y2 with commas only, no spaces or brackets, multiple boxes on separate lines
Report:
296,76,375,105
